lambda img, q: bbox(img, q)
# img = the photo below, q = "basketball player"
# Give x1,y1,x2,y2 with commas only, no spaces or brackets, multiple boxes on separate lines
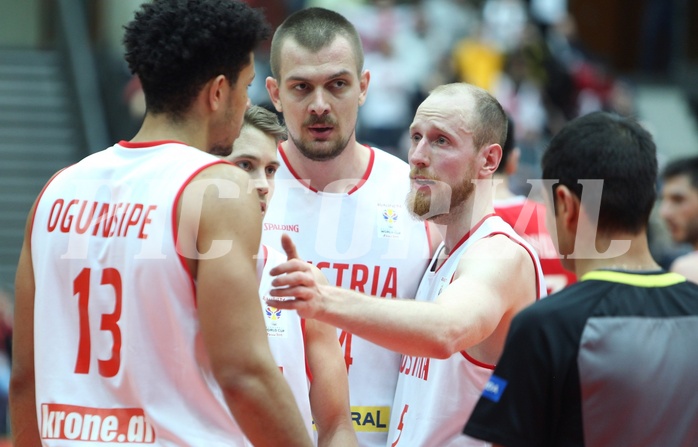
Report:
269,83,545,446
659,155,698,283
225,105,357,446
262,8,436,446
10,1,312,446
464,112,698,446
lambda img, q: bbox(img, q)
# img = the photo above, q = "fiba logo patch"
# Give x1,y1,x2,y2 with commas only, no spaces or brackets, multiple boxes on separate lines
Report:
265,305,282,324
264,302,287,337
382,208,398,223
377,204,403,239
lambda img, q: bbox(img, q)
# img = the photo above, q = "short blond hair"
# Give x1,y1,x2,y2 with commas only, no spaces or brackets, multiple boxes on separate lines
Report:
243,105,287,143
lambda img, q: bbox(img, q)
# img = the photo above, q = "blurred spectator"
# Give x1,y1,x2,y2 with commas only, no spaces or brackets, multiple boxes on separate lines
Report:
527,0,568,37
245,0,291,109
358,36,415,158
544,13,634,120
491,45,548,150
659,155,698,283
419,0,479,60
403,4,454,96
639,0,676,75
123,75,145,124
284,0,307,15
452,21,505,92
357,0,433,158
482,0,529,53
305,0,365,13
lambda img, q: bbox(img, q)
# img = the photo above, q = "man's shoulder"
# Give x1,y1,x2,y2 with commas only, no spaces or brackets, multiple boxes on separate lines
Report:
493,195,528,211
515,282,595,323
671,251,698,282
191,159,247,182
78,141,219,170
369,145,409,170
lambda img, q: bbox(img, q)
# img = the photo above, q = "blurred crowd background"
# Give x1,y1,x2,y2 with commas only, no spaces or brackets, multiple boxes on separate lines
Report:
0,0,697,437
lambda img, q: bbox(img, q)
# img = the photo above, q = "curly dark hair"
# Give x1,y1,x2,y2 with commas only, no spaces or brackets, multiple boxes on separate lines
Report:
123,0,270,120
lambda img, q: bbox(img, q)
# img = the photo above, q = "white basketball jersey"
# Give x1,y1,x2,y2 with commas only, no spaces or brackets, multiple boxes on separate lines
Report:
388,214,546,447
262,146,432,446
31,141,251,446
256,245,313,440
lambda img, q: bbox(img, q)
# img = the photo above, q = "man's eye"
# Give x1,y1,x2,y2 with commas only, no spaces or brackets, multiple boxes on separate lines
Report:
236,161,252,171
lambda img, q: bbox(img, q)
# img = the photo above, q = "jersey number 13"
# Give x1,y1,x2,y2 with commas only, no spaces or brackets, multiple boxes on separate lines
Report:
73,267,122,378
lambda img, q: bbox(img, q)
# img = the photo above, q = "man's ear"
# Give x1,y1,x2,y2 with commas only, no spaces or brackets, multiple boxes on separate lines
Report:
358,69,370,106
482,143,503,177
266,76,282,112
555,184,580,234
206,75,228,112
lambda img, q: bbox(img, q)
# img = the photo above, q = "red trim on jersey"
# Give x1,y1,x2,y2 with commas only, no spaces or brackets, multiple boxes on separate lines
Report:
278,143,376,195
460,350,495,370
172,160,230,305
118,140,186,148
258,244,269,282
483,231,544,302
346,145,374,194
301,318,314,383
261,244,269,267
278,143,314,191
458,230,543,367
433,213,496,274
445,220,543,370
31,167,71,239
